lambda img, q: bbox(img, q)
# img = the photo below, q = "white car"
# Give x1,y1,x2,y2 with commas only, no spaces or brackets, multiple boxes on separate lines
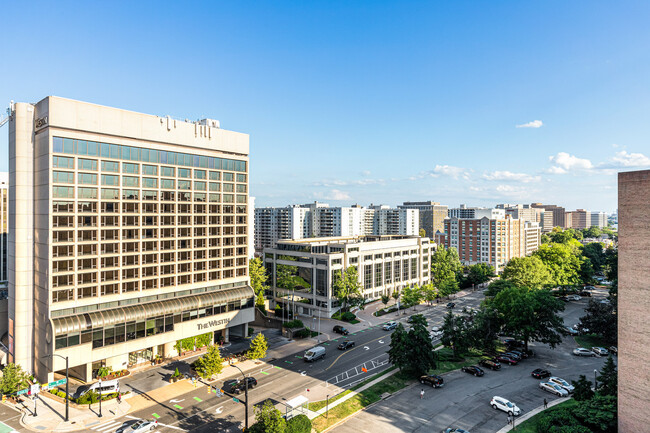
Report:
539,381,569,397
549,377,575,393
573,348,597,357
116,419,158,433
592,347,609,356
430,327,443,339
490,396,521,416
566,295,581,301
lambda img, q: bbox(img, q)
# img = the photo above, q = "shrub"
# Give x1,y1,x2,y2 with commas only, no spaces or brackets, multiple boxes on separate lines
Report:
286,414,312,433
248,327,255,337
284,319,304,329
77,390,99,405
57,390,68,399
341,312,356,322
294,329,311,339
172,367,182,378
96,366,112,379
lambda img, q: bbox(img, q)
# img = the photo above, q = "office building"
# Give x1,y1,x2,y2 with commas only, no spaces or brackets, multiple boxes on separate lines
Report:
436,216,540,273
0,173,7,283
8,96,254,383
448,205,505,220
590,211,608,229
566,209,591,230
399,201,449,238
618,169,650,432
263,235,431,316
531,203,566,228
497,204,538,223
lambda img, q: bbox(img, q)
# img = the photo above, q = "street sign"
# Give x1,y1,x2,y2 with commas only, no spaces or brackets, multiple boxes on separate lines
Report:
16,389,28,396
30,384,40,395
233,398,239,403
50,378,67,387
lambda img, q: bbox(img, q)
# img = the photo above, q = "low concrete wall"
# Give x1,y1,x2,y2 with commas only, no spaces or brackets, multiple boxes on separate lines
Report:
252,308,284,330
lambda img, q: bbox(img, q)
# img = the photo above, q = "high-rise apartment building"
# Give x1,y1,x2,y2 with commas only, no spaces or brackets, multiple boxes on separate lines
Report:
531,203,566,228
436,216,540,273
590,211,608,228
398,201,449,238
8,97,254,383
0,173,7,283
448,205,505,220
263,235,431,316
254,203,419,252
497,204,538,223
566,209,591,230
618,169,650,432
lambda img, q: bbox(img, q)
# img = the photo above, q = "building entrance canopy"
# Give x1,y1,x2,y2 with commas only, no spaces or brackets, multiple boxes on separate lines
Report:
53,286,253,335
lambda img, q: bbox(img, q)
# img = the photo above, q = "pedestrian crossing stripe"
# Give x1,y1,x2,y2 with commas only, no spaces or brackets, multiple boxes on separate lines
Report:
273,366,282,369
89,420,122,431
284,360,293,364
174,404,183,409
194,397,203,402
152,413,160,419
260,371,270,375
322,343,330,345
295,355,302,358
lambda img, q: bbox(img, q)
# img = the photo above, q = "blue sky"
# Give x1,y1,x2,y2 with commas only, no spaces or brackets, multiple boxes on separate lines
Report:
2,1,649,213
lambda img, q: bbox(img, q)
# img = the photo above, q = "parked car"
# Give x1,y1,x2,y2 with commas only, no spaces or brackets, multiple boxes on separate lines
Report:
565,326,579,335
572,324,590,334
508,350,530,359
444,429,471,433
382,321,398,331
461,366,484,377
479,359,501,370
566,294,582,301
490,396,521,416
333,325,349,335
591,347,609,356
338,340,355,350
223,377,257,394
504,339,524,349
73,379,120,399
447,302,456,309
420,374,444,388
539,381,569,397
599,299,611,305
431,326,443,338
583,285,596,290
549,377,574,393
609,346,618,356
304,346,326,362
495,355,518,365
116,419,158,433
504,352,522,361
573,348,597,357
531,368,551,379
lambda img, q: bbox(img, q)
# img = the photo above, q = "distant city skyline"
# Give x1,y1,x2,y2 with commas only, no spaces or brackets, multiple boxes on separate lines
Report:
3,2,650,213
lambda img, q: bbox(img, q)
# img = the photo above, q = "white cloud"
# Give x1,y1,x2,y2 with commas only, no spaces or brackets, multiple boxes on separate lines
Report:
315,189,351,201
361,170,371,176
516,120,543,128
610,150,650,168
313,178,385,187
548,152,593,174
428,165,468,179
482,170,541,183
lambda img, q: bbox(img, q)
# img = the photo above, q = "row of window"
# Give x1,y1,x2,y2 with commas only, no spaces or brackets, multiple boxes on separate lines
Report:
53,201,247,215
52,186,246,203
53,216,247,230
54,137,247,172
54,297,254,350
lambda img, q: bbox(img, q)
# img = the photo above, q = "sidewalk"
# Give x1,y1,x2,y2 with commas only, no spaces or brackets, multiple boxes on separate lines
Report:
495,397,570,433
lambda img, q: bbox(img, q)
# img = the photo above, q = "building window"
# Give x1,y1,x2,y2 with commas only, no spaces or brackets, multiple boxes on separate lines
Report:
364,265,372,290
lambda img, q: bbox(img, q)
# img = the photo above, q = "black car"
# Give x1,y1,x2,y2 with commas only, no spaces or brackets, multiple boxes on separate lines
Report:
504,352,522,361
447,302,456,309
338,340,355,350
223,377,257,394
578,290,592,297
461,366,484,377
420,374,444,388
479,359,501,370
531,368,551,379
333,325,349,335
508,350,527,359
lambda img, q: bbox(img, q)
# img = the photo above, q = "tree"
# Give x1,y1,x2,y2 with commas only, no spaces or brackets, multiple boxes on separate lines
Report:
501,256,552,288
438,277,459,299
583,226,602,239
604,247,617,282
381,294,390,309
533,243,583,286
467,305,502,354
464,263,495,287
431,247,462,295
571,375,594,401
332,266,362,311
578,299,617,345
0,363,29,395
392,290,400,305
596,355,617,397
440,310,471,358
401,285,422,311
582,242,606,272
487,286,566,351
250,399,286,433
484,279,516,297
247,333,269,360
422,283,438,305
250,258,269,308
419,228,427,238
193,345,224,379
389,316,436,376
285,414,311,433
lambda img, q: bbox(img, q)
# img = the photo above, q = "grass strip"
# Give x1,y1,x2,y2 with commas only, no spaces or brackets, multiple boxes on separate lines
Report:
574,334,608,349
513,399,578,433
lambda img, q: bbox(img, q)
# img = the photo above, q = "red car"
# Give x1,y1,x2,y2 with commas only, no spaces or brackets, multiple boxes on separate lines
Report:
495,355,518,365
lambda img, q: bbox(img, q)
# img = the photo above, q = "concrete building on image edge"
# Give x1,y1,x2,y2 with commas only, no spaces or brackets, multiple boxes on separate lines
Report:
398,201,449,238
263,235,432,317
618,169,650,432
8,96,255,383
0,172,7,284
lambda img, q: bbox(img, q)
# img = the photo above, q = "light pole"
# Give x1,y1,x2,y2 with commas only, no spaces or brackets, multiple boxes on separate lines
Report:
98,379,102,417
231,364,249,431
326,394,330,419
42,354,69,422
594,369,598,392
33,394,37,417
317,308,321,344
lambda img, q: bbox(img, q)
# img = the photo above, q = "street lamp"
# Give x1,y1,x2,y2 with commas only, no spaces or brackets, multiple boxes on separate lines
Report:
594,369,598,392
326,394,330,419
98,379,103,417
231,364,249,431
42,354,69,422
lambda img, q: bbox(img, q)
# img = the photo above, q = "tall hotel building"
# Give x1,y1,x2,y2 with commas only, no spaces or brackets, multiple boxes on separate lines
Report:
0,172,7,283
8,97,254,382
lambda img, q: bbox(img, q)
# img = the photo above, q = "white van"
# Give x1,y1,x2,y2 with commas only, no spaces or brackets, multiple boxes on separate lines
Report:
74,379,120,398
304,346,326,362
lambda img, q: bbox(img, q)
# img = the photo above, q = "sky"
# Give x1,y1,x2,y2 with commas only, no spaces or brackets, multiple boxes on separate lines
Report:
2,1,650,214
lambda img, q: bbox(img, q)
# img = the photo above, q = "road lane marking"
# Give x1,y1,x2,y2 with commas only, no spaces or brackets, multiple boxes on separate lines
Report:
273,366,282,369
260,371,270,375
284,360,293,364
216,406,223,414
170,399,184,403
325,333,389,370
174,404,184,409
193,397,203,402
152,413,160,419
364,346,369,350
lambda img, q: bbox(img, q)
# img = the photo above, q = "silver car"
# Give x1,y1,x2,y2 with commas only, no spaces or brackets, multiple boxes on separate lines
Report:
592,347,609,356
116,420,158,433
539,381,569,397
549,376,575,393
573,347,597,357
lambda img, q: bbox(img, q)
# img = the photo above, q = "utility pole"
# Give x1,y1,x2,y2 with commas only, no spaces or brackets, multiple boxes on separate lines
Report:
231,365,249,431
42,354,69,422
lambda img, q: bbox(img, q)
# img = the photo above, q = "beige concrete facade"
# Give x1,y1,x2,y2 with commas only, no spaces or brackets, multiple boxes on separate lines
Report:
618,169,650,432
8,96,254,382
0,173,7,282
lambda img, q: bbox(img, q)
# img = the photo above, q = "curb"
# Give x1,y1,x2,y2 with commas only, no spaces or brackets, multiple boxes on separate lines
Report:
495,397,571,433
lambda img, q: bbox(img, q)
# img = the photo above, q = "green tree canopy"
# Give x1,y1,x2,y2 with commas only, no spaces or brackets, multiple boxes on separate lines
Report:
440,310,472,358
419,228,427,238
466,305,503,354
571,375,594,401
487,286,566,351
247,333,269,360
250,258,269,307
463,263,496,287
484,279,516,297
193,345,224,379
596,355,617,397
401,285,422,311
431,247,462,295
583,226,603,239
381,294,390,308
332,266,362,311
387,323,409,370
578,298,617,345
501,256,552,288
388,315,436,376
582,242,606,272
533,243,583,286
0,363,29,395
250,399,286,433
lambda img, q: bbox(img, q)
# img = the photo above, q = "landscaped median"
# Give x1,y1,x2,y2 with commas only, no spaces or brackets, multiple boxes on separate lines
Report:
508,399,577,433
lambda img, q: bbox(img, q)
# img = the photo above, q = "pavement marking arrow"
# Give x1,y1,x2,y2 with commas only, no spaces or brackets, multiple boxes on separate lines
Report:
300,371,307,376
378,340,384,344
169,399,185,403
364,346,369,350
216,406,224,414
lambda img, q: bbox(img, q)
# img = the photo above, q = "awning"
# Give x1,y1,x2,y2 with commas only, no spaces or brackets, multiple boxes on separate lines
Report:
53,286,254,335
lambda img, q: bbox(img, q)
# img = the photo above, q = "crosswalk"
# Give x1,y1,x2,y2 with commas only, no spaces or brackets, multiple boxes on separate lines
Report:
89,419,127,432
